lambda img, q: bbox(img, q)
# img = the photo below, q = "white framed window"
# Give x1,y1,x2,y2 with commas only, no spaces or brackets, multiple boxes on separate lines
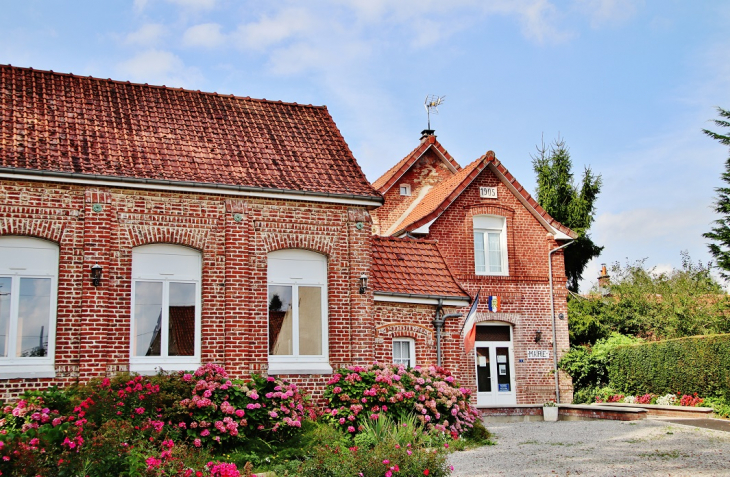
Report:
473,215,508,276
130,244,201,374
399,184,411,196
392,337,415,367
0,236,58,379
267,249,331,375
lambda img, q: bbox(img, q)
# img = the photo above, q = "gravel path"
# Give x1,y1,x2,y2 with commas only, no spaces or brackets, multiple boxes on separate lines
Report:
448,419,730,476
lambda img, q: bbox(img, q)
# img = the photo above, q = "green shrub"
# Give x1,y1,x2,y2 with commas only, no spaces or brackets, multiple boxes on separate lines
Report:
558,333,641,399
608,334,730,400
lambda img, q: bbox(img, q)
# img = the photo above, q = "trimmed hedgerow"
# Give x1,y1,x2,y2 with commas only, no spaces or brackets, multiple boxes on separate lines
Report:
608,333,730,400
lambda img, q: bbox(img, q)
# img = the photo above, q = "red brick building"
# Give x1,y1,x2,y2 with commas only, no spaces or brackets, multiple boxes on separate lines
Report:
0,65,381,401
371,132,576,405
0,65,574,406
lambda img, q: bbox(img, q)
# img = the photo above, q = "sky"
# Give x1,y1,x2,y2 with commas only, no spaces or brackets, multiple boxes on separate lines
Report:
1,0,729,291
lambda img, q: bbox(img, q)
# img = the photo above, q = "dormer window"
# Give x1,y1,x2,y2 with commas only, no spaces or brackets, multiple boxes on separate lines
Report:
399,184,411,196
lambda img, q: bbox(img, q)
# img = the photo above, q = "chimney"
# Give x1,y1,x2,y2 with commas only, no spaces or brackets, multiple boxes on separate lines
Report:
420,129,435,140
597,263,611,296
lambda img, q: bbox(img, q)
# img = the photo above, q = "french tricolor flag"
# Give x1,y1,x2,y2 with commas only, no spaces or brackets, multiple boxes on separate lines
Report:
460,290,480,355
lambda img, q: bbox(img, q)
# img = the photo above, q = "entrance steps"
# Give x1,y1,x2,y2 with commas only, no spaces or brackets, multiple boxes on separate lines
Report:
479,403,712,422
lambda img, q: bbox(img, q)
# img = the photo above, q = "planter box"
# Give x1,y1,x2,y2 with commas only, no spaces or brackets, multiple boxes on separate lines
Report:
543,406,558,421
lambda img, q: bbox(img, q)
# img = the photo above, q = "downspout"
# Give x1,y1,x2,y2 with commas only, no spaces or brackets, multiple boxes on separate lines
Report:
549,240,574,403
432,298,462,367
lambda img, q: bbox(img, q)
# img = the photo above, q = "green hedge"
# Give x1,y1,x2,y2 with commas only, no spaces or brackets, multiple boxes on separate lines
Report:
608,334,730,400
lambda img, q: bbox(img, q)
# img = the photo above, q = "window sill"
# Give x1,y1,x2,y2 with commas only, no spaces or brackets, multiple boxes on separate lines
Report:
0,364,56,380
267,360,333,375
129,360,200,375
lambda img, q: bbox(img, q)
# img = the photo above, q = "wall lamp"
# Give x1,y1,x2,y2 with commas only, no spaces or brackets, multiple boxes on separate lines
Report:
534,330,542,343
91,263,103,287
359,274,368,294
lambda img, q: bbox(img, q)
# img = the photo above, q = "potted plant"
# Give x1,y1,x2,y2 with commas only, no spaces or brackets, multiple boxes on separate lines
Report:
543,400,558,422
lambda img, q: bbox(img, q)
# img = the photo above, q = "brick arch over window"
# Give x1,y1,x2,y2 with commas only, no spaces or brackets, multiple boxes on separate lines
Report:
0,219,66,244
474,312,521,327
124,225,209,251
376,323,435,347
261,233,336,258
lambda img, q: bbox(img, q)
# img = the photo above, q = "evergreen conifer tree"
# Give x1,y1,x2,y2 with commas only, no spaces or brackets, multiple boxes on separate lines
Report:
532,137,603,292
703,107,730,278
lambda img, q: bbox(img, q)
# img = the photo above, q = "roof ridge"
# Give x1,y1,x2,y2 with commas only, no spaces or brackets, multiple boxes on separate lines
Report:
371,135,461,192
1,63,326,109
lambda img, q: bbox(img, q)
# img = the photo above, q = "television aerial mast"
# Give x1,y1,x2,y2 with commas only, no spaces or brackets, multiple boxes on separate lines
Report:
424,95,445,130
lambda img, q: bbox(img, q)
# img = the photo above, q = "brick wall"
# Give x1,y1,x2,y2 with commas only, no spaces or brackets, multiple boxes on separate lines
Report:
372,148,454,235
425,164,573,404
0,180,374,401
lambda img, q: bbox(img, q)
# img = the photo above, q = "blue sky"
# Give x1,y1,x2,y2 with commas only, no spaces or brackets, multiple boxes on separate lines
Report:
2,0,729,291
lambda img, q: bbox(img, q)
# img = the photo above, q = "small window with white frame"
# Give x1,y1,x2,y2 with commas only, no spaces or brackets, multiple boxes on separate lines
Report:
392,337,415,367
130,244,201,374
399,184,411,196
0,236,59,379
473,215,508,276
268,249,331,375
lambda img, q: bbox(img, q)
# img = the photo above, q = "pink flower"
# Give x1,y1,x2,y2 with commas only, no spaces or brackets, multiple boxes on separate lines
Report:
194,439,202,447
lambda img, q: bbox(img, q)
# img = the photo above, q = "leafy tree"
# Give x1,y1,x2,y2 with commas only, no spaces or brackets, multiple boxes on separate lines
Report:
532,137,603,292
567,252,730,346
703,107,730,278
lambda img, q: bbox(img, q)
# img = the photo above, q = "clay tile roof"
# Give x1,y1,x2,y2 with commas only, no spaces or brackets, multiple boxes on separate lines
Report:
0,64,380,200
371,236,470,298
394,152,577,239
371,135,460,193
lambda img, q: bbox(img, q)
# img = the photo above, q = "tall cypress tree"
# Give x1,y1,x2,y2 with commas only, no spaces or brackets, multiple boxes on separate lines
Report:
532,137,603,292
703,107,730,278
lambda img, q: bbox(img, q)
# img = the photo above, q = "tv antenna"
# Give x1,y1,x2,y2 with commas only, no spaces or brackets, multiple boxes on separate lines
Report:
424,95,445,130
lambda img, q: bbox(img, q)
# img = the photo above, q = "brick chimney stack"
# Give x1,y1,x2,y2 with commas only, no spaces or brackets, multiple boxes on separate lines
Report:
598,263,610,288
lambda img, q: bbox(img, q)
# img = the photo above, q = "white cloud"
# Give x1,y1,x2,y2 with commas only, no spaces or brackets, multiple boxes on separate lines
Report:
233,8,317,52
116,49,204,88
516,0,574,44
573,0,641,28
125,23,167,46
182,23,226,48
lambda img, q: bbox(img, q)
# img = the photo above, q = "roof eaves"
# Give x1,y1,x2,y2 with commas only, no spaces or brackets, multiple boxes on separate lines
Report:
0,167,385,205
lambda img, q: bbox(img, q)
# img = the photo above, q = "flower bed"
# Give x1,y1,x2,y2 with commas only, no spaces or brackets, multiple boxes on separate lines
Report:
0,363,486,476
594,391,704,407
323,363,479,438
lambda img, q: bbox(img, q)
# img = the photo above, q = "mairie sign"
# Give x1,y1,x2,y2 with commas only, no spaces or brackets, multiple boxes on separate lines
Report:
527,350,550,359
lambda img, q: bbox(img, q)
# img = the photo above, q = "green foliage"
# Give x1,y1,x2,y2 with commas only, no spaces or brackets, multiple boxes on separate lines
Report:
559,333,641,395
703,107,730,278
532,137,603,291
701,396,730,419
607,334,730,401
568,253,730,345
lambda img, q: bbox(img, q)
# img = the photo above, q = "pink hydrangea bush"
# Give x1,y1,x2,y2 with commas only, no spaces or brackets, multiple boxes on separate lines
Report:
323,363,478,437
179,364,308,447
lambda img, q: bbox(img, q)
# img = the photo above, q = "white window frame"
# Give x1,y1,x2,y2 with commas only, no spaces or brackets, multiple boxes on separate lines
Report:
392,337,415,368
130,244,201,375
267,249,331,375
0,236,58,379
399,184,411,196
473,215,508,276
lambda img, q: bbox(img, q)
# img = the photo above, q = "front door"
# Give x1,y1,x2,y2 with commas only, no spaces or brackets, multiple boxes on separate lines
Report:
475,324,516,406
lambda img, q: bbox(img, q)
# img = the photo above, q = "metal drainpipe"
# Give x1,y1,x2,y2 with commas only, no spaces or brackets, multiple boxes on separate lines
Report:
549,240,574,403
432,298,462,367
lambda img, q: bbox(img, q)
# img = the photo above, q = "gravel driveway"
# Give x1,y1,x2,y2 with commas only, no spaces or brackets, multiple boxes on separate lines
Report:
448,419,730,476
